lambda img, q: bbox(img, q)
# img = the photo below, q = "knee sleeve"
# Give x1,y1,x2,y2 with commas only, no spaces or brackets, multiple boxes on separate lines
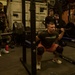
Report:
53,46,63,55
56,46,63,54
37,47,44,55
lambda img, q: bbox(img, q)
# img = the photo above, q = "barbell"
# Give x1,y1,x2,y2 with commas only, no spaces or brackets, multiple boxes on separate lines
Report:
43,20,74,31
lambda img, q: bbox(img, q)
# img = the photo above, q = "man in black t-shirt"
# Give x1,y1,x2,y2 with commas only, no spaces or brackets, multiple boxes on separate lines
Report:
37,30,58,49
36,17,65,70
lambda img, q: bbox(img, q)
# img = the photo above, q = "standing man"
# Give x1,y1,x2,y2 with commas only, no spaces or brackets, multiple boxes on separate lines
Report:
0,2,9,56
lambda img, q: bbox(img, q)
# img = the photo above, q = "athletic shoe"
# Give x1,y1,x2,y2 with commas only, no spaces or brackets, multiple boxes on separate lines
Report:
36,62,41,70
0,53,1,56
1,48,9,54
0,50,1,56
52,59,62,64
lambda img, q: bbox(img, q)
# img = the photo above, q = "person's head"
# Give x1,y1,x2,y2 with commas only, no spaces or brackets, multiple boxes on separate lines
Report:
73,13,75,20
47,22,56,33
48,9,54,16
0,2,3,11
45,16,56,33
54,13,59,20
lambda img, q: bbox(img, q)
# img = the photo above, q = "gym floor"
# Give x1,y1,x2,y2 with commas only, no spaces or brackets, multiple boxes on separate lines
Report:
0,45,75,75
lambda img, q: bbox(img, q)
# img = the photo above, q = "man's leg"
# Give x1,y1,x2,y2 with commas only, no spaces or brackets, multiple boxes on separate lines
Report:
36,47,44,70
45,43,63,64
53,46,63,64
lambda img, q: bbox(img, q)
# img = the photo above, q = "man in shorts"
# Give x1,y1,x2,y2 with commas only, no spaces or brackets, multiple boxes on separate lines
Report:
36,17,65,70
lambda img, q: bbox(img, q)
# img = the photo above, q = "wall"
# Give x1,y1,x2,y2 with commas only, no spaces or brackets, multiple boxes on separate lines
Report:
0,0,7,5
7,1,48,30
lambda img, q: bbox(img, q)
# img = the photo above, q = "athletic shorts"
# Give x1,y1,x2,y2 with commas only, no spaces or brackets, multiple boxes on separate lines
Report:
37,42,58,52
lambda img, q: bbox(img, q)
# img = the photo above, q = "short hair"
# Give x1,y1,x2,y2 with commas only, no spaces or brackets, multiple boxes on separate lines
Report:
45,16,55,24
45,16,55,28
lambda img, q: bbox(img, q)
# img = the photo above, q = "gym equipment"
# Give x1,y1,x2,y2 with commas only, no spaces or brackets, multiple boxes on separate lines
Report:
1,32,13,36
54,51,75,65
62,37,75,42
25,40,31,48
25,39,75,65
20,0,36,75
20,0,75,75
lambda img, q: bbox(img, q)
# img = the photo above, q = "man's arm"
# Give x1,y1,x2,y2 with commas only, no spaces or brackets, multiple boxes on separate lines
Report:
57,28,65,40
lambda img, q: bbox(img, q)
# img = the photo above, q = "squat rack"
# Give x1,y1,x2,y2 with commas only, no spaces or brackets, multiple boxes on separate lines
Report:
20,0,36,75
20,0,75,75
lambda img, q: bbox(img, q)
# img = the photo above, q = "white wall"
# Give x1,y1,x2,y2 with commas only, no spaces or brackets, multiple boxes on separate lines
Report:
7,1,22,29
0,0,7,5
7,1,48,30
25,1,48,31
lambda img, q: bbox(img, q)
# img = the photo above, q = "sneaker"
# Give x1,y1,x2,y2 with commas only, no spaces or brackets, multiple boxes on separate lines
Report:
1,48,9,54
36,62,41,70
0,50,1,56
52,59,62,64
0,53,1,56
